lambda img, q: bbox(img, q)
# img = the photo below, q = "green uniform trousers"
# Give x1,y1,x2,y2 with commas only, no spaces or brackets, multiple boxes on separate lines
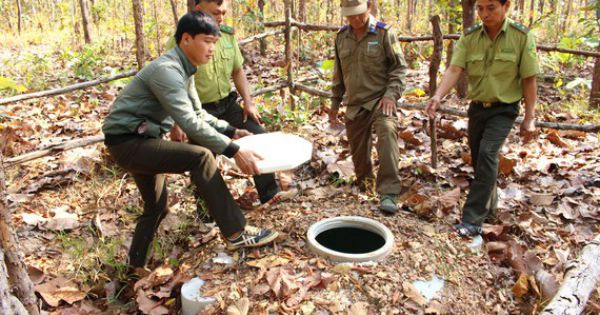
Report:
203,92,279,203
462,102,519,226
106,136,246,267
345,106,401,195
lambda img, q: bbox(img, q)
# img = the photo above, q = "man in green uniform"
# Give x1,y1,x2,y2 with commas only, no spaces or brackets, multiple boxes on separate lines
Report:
102,11,278,269
168,0,286,210
330,0,407,213
426,0,539,236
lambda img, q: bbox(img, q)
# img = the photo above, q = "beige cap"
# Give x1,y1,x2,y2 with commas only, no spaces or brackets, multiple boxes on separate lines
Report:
340,0,368,17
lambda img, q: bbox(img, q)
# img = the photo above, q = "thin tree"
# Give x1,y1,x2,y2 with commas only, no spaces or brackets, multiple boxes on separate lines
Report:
528,0,535,26
16,0,22,35
187,0,194,12
0,153,39,315
169,0,178,26
132,0,146,70
590,5,600,108
79,0,93,43
371,0,379,17
456,0,476,98
258,0,267,56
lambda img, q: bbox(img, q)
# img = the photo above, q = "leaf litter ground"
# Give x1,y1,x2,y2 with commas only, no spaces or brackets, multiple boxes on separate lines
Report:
3,52,600,315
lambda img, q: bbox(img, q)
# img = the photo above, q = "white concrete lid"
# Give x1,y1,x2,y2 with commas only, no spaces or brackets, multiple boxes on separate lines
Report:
230,132,313,173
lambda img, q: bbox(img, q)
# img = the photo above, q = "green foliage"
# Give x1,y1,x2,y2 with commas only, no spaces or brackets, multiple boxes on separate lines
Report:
0,76,27,92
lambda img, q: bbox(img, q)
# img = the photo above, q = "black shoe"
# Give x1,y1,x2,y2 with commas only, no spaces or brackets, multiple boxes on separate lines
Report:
225,225,278,250
454,222,482,237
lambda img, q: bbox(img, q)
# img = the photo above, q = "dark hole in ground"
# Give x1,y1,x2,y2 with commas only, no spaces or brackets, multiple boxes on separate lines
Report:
315,227,385,254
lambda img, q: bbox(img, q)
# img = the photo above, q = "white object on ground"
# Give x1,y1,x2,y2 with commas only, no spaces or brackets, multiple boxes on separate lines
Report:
468,235,484,251
412,275,445,301
212,252,234,265
181,278,216,315
227,132,313,173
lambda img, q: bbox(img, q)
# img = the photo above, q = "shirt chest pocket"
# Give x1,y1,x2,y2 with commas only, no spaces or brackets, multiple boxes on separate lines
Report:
466,53,485,77
220,45,235,60
491,52,517,75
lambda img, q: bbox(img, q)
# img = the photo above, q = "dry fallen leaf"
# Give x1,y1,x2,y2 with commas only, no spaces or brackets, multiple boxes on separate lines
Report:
136,291,169,315
402,281,427,306
265,266,299,298
35,277,87,307
512,273,529,298
348,302,369,315
530,193,554,206
247,255,290,269
227,297,250,315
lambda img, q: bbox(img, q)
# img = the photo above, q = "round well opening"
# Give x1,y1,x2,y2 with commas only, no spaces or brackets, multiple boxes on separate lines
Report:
307,216,394,262
315,227,385,254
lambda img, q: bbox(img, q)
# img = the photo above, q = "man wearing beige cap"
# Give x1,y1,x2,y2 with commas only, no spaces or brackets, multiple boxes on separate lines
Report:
330,0,407,213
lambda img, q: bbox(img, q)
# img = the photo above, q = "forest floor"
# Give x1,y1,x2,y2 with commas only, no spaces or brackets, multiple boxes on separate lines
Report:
2,42,600,314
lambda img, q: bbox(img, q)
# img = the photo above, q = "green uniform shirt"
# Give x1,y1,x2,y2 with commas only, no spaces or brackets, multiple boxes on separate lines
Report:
166,25,244,104
102,46,238,156
451,18,540,103
332,15,407,119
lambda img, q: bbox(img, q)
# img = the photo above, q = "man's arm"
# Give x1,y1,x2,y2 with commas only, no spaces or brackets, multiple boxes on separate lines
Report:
380,28,407,116
232,67,261,123
520,75,537,142
330,38,345,124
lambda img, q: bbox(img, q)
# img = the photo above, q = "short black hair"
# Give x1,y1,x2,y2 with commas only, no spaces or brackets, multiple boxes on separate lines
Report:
195,0,224,5
175,10,220,44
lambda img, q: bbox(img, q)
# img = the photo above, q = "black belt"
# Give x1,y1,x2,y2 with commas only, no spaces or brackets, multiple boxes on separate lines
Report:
203,91,238,110
471,100,519,109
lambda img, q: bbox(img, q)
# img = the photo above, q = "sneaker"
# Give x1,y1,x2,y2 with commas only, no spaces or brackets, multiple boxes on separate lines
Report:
225,225,279,250
379,194,398,214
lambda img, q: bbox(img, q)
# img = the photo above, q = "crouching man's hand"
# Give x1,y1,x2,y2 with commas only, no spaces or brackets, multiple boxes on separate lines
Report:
234,148,263,175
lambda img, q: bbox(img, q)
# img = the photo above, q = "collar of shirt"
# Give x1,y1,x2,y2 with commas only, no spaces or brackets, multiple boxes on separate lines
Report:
479,17,511,38
174,45,197,76
342,15,378,40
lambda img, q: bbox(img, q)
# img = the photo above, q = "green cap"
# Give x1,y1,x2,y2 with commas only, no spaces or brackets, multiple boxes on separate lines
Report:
340,0,368,17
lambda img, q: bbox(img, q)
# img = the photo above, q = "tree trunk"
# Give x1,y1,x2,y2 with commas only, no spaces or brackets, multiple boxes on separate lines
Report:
153,0,161,56
429,15,442,169
187,0,194,12
528,0,535,26
541,234,600,315
284,0,296,110
258,0,267,56
0,154,39,315
457,0,475,98
518,0,525,13
371,0,379,18
406,0,413,32
169,0,178,26
0,249,28,315
298,0,306,22
590,48,600,109
132,0,146,70
79,0,92,44
539,0,544,16
445,0,456,68
16,0,22,35
562,0,573,31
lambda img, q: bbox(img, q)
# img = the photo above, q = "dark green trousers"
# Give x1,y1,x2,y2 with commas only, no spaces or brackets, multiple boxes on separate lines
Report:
106,136,246,267
462,102,518,226
203,92,279,203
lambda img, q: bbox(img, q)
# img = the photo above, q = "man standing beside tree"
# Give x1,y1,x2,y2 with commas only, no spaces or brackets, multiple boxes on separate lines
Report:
330,0,407,213
426,0,539,237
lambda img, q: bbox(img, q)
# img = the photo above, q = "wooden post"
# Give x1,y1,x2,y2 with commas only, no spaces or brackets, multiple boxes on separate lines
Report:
590,45,600,109
132,0,146,71
429,15,443,169
78,0,92,43
284,0,296,110
541,234,600,315
0,153,40,315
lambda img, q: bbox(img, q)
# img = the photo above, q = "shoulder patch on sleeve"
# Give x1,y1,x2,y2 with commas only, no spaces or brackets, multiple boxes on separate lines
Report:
465,24,482,35
338,25,349,33
509,21,530,34
376,21,391,30
220,25,234,34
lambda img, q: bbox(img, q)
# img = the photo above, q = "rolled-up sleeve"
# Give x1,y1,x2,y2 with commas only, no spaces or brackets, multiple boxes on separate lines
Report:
383,29,407,102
